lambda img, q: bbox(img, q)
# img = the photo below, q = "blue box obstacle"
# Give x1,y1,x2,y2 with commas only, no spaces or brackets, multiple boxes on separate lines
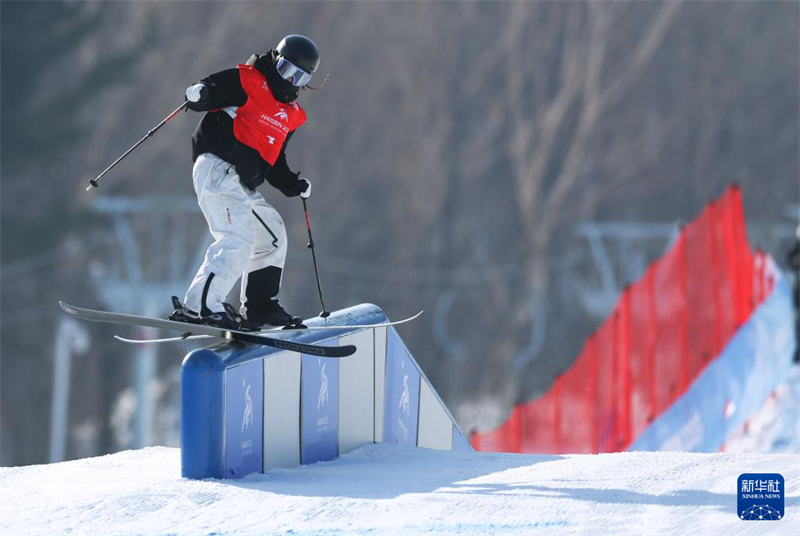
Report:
181,304,471,479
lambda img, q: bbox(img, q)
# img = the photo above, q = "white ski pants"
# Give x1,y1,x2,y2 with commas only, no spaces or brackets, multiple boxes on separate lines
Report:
184,153,287,315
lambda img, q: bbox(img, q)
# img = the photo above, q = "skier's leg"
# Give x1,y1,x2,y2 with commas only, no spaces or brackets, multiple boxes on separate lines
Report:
239,193,298,326
183,154,255,316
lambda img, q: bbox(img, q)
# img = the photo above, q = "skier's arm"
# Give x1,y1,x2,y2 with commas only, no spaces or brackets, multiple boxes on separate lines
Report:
185,68,247,112
265,132,310,197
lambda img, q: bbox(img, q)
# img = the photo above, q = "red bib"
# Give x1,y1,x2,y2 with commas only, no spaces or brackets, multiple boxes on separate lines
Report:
232,64,306,165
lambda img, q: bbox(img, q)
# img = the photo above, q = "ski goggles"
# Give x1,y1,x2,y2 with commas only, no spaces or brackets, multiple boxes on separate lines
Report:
276,56,313,87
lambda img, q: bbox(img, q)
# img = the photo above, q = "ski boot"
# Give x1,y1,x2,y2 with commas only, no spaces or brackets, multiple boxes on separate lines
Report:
244,300,304,329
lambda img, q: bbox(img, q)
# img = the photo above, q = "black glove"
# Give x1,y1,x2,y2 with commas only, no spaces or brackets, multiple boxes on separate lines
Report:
185,83,210,111
298,178,311,199
280,176,311,198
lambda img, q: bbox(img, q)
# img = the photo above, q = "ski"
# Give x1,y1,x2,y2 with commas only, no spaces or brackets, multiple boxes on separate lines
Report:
115,333,214,344
113,310,424,345
58,302,356,358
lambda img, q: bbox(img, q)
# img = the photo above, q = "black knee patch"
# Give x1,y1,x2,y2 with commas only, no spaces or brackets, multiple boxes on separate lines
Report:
244,266,282,307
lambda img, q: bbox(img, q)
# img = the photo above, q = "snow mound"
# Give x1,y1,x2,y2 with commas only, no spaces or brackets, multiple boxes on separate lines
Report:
1,444,798,535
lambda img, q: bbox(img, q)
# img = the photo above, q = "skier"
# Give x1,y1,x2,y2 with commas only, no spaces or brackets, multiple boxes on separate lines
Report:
169,35,319,330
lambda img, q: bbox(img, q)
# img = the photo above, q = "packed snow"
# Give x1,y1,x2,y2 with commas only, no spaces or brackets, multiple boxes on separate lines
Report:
1,443,798,535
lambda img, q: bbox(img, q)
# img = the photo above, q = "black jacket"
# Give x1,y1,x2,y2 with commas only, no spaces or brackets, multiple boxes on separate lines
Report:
187,52,306,194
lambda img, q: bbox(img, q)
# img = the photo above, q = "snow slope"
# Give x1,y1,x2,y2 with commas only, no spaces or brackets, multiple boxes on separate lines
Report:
1,444,798,535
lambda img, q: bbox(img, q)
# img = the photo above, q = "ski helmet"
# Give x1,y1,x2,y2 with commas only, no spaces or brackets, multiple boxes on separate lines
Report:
276,35,320,74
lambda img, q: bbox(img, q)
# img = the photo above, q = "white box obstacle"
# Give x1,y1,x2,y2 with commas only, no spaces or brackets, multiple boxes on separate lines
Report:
181,304,471,479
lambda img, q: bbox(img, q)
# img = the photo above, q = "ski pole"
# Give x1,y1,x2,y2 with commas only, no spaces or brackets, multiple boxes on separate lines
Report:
302,198,331,319
85,100,189,191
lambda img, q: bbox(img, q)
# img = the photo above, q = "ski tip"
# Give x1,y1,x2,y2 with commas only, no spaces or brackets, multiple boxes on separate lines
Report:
338,345,358,357
391,310,424,325
59,301,77,314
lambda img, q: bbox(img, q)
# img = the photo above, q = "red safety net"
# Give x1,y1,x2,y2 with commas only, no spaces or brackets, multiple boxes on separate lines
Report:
558,345,595,454
472,185,775,453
